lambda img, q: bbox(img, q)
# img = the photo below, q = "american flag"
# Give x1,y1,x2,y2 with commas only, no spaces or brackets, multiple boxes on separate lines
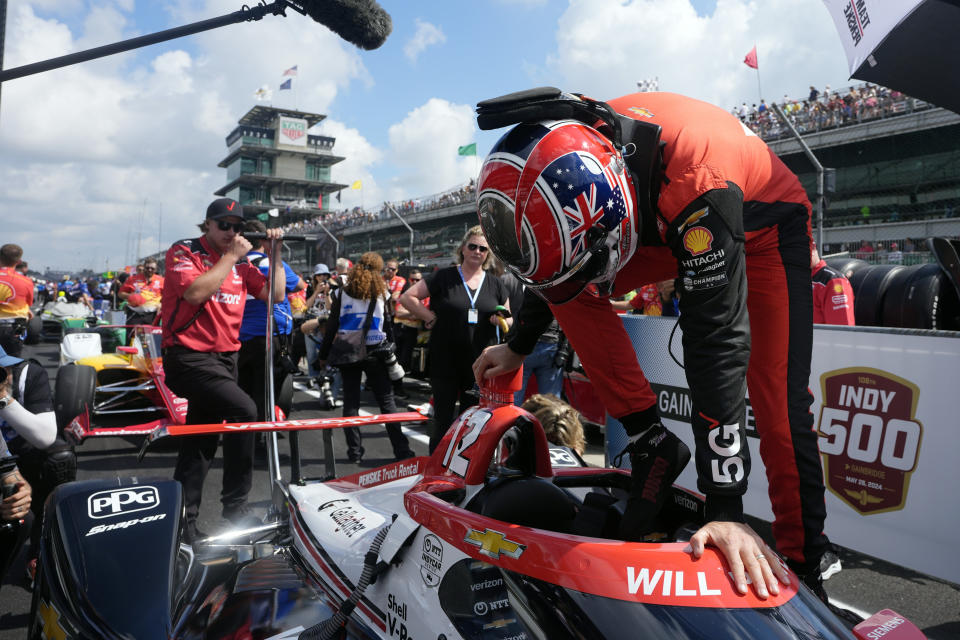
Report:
283,65,298,77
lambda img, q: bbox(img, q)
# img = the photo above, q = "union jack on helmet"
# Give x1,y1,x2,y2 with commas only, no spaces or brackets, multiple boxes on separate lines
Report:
477,120,638,304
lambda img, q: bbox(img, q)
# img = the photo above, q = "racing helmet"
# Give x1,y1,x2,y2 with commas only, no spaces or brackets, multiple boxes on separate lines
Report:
477,120,639,304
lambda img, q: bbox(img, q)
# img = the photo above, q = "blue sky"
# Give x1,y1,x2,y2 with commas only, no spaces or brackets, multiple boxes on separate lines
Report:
1,0,854,272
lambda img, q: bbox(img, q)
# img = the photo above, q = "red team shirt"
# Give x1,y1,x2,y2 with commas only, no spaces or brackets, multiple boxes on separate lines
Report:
161,236,267,351
811,259,855,325
0,267,34,319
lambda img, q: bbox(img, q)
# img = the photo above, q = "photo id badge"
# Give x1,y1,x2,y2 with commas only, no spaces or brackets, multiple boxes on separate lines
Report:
468,308,479,324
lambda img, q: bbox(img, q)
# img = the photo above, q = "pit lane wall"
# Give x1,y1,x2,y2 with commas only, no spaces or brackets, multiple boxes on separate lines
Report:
605,316,960,584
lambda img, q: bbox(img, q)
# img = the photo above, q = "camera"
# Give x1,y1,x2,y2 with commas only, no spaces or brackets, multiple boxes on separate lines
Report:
316,367,336,410
371,343,405,381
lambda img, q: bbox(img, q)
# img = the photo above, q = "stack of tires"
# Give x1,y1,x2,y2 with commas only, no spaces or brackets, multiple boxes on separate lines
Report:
825,256,960,331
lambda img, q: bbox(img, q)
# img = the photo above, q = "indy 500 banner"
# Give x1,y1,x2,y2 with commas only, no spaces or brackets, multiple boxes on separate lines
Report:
607,315,960,583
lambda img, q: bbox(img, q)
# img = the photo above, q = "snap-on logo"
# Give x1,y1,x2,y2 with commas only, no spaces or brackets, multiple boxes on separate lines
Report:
87,486,160,519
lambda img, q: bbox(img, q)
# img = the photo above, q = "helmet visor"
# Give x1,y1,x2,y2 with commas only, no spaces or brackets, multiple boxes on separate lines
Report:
478,192,529,272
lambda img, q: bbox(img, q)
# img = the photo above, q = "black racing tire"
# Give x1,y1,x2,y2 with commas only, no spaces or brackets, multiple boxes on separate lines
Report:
851,265,905,327
824,257,870,281
54,364,96,431
24,316,43,345
276,371,294,418
883,263,960,330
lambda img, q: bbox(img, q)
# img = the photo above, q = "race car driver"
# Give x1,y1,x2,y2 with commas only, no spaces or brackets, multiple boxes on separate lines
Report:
472,89,832,600
811,246,855,325
160,198,285,542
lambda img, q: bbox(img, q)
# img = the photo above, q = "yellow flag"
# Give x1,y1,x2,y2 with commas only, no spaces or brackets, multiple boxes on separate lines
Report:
351,180,362,190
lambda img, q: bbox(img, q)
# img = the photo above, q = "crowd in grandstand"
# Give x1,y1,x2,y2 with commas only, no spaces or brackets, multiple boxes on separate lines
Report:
735,82,931,139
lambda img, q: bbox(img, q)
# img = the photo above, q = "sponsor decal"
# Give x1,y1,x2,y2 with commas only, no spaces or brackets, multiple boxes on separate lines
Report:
214,290,241,305
317,499,369,537
628,106,655,118
355,459,421,487
386,594,410,639
676,207,709,235
818,368,923,514
470,577,504,592
833,283,844,293
281,119,306,140
685,272,728,291
842,0,872,47
420,533,443,587
548,447,580,467
831,294,848,305
473,598,510,615
680,247,724,269
0,281,14,303
856,610,911,639
88,486,160,519
702,412,745,485
682,227,714,256
86,512,166,536
651,383,757,439
464,528,526,559
626,567,722,597
38,600,68,640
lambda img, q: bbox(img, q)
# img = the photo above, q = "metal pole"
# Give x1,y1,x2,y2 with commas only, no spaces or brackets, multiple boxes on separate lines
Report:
0,0,7,122
314,219,339,259
772,103,825,250
0,1,287,83
264,237,281,488
385,202,415,263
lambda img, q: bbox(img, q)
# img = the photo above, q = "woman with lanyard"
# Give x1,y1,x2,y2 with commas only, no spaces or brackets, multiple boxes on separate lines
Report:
400,226,511,452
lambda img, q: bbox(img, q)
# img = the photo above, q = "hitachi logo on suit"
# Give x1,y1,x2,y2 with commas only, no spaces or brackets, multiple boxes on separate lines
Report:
681,248,725,268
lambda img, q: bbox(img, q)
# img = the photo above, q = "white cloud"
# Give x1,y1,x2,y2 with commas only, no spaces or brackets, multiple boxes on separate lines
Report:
403,19,446,64
386,98,477,199
0,1,371,270
547,0,851,110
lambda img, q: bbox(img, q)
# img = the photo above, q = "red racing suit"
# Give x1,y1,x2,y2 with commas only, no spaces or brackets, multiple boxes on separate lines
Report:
812,259,855,325
510,92,828,571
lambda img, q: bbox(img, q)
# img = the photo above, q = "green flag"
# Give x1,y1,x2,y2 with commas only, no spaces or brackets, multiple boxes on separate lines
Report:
457,143,477,156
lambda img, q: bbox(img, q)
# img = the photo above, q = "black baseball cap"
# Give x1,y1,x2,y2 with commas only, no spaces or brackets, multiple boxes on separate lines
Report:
206,198,244,220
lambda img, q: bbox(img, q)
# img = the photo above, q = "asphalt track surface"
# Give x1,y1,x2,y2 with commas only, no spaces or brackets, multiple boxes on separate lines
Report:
1,340,958,638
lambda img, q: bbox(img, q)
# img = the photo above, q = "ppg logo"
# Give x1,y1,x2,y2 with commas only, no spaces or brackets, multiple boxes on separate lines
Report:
87,486,160,519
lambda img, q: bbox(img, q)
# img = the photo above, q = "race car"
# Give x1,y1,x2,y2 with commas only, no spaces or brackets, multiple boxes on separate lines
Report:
53,325,295,443
38,298,103,340
28,371,926,639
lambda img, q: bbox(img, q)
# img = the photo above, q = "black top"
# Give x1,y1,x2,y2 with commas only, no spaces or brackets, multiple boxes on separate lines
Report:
426,266,507,373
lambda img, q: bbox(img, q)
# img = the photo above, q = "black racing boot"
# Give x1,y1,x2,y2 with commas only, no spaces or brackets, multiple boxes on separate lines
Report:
615,423,691,541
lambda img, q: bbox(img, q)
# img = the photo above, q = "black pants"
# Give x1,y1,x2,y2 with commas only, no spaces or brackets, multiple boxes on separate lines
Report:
0,322,24,357
339,358,412,460
0,516,30,582
429,360,478,453
394,324,419,375
237,335,289,420
163,348,257,525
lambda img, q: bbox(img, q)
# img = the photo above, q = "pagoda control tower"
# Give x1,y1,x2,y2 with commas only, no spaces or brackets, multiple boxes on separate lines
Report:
215,105,347,223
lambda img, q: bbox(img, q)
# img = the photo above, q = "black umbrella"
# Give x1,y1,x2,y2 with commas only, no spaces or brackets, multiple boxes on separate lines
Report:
823,0,960,114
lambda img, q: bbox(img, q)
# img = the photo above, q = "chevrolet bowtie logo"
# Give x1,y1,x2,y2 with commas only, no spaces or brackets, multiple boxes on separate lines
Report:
464,528,526,559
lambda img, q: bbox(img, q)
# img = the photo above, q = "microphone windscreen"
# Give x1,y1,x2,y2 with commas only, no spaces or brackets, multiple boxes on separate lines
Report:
301,0,392,50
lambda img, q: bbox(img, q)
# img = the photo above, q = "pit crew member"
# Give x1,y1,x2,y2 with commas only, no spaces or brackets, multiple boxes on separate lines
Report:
119,257,164,325
160,198,284,542
811,246,855,325
0,244,35,357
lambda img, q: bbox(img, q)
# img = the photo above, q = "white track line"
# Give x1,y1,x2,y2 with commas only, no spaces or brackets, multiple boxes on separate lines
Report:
293,381,429,445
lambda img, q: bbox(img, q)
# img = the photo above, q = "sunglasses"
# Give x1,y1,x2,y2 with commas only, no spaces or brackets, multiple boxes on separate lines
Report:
466,243,489,253
385,266,397,271
216,220,244,233
409,277,422,282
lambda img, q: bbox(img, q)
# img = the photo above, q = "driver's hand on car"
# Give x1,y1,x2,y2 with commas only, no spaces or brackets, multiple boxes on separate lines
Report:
473,343,525,385
685,520,790,599
1,471,32,522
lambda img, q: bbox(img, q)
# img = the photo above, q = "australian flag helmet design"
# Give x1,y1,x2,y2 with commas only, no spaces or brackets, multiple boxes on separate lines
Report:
477,120,638,304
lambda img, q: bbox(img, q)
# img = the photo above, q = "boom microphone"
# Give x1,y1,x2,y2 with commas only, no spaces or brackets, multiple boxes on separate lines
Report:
295,0,393,50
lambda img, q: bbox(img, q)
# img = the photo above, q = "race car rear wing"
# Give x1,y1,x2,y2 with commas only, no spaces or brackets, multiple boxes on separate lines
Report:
138,412,427,461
